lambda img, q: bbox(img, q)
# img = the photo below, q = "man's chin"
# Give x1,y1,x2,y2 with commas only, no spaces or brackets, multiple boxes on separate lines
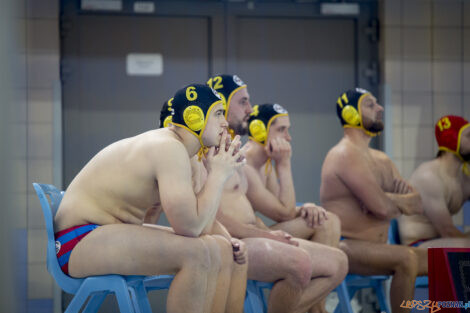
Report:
365,121,384,133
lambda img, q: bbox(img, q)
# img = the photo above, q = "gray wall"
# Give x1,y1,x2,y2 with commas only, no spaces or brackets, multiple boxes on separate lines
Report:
0,0,26,311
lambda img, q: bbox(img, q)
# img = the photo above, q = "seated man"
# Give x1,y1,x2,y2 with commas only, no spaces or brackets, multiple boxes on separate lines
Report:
243,103,342,313
398,115,470,248
320,88,427,313
243,103,341,247
206,74,348,313
159,96,248,313
55,84,246,313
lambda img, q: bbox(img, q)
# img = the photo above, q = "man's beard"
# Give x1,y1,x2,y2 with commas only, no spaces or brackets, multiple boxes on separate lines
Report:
362,116,384,133
230,120,248,136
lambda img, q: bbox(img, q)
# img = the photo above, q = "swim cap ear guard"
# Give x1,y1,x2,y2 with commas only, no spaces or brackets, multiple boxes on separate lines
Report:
171,84,223,157
435,115,470,175
248,103,288,146
207,74,247,118
336,88,378,137
159,97,174,128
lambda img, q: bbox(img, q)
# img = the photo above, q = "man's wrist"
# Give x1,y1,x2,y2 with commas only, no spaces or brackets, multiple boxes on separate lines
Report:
275,159,291,169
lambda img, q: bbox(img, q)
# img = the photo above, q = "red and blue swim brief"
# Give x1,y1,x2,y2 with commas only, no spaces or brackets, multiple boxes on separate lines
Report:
55,224,99,275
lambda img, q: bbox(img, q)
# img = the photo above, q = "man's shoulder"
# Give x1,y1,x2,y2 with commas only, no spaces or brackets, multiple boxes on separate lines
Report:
326,140,363,163
139,129,186,152
369,148,391,162
410,160,444,195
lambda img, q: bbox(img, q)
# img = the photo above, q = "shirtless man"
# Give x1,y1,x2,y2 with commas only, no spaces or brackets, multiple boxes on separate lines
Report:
320,88,427,313
243,103,341,248
55,84,246,313
206,74,348,313
243,103,342,313
159,96,249,312
398,115,470,248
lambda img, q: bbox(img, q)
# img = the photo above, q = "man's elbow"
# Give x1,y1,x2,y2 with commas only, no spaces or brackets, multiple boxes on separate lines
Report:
275,206,297,222
172,225,202,238
373,208,396,220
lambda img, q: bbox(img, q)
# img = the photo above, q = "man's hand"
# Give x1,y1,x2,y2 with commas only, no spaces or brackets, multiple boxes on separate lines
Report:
230,238,247,264
299,203,328,228
265,138,291,165
268,230,299,246
398,192,424,215
392,178,413,194
204,131,245,179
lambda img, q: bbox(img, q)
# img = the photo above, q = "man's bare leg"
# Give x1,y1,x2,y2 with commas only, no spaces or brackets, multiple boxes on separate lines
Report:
271,212,342,313
340,239,419,313
243,237,313,313
412,238,470,276
68,224,217,313
226,262,248,313
292,239,348,313
203,235,234,313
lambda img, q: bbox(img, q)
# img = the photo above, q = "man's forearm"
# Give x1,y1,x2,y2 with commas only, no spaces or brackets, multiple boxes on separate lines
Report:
386,192,423,216
209,220,232,240
189,170,228,236
217,212,274,239
275,162,296,218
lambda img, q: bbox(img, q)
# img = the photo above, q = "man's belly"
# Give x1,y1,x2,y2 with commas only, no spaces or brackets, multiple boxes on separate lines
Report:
219,192,257,225
398,215,438,245
324,199,390,243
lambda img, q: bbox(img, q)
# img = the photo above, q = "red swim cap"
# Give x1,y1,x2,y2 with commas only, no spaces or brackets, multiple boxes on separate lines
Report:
435,115,469,155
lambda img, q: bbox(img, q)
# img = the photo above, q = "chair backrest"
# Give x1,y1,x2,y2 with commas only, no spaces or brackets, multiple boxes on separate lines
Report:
32,183,84,293
388,219,401,245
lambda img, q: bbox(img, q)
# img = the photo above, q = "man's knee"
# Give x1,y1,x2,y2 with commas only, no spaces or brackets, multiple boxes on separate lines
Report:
202,235,233,272
324,212,341,232
395,248,418,276
181,238,213,273
332,248,349,281
286,249,312,288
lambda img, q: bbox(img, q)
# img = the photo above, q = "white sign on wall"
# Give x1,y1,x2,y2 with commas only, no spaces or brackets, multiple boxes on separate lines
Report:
81,0,122,11
126,53,163,76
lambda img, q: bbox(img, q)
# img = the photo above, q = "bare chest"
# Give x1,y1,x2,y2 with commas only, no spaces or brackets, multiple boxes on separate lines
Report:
366,153,394,192
224,168,248,193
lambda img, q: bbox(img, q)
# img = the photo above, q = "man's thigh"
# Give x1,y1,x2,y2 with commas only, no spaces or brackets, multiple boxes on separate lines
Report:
417,237,470,248
242,237,309,282
295,238,344,276
340,239,415,276
68,223,208,277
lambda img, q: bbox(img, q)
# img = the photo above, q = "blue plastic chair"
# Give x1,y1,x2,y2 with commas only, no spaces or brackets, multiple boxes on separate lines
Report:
33,182,172,313
244,280,354,313
334,274,389,313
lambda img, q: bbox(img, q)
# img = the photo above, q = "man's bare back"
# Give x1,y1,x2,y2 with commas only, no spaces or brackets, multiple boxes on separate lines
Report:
399,155,470,246
56,129,174,231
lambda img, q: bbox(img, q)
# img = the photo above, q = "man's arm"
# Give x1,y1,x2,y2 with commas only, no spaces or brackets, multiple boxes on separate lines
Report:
338,147,401,220
216,211,298,245
244,164,297,222
385,158,423,215
268,138,297,214
156,136,240,237
412,171,466,238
